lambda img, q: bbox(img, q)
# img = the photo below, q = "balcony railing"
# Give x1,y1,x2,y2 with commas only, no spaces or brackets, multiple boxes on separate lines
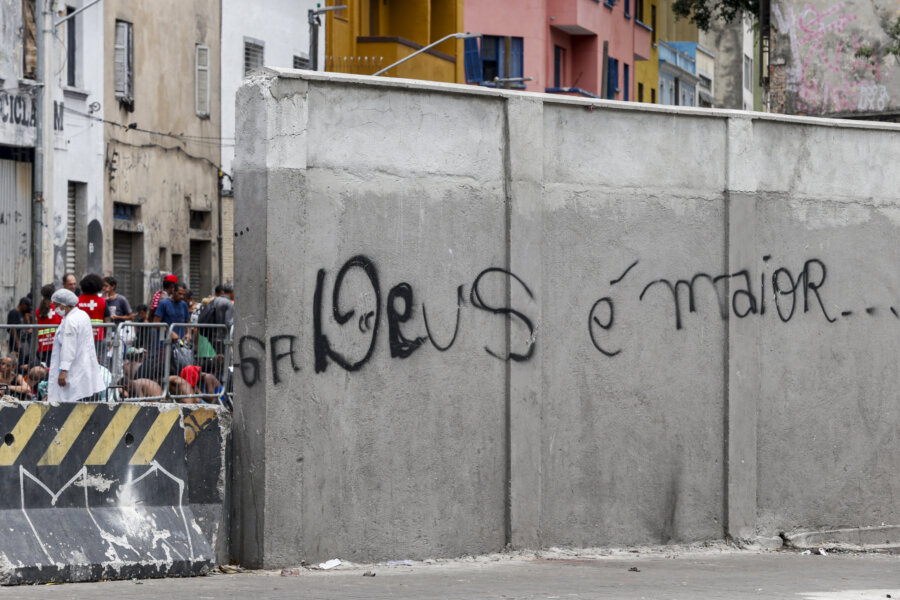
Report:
658,41,696,74
325,55,385,76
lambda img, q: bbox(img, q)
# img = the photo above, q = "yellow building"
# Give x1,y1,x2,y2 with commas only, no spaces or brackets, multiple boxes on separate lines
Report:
634,0,659,102
634,0,698,103
325,0,465,83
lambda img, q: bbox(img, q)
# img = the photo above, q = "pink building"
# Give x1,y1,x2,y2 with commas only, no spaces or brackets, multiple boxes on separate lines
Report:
464,0,652,100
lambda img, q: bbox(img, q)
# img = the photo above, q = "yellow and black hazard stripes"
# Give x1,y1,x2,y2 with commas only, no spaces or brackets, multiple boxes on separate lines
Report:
37,404,98,466
0,402,188,471
184,408,218,446
130,409,180,465
0,404,49,466
84,403,140,465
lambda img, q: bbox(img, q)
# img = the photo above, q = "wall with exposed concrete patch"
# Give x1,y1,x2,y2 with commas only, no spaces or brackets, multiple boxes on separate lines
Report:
232,69,900,567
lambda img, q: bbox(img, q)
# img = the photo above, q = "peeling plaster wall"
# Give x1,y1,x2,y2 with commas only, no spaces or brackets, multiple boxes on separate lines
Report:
103,0,222,301
772,0,900,117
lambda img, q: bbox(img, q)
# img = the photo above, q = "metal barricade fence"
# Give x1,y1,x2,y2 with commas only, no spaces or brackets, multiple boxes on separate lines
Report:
111,322,171,402
0,324,41,400
0,322,233,407
165,322,232,406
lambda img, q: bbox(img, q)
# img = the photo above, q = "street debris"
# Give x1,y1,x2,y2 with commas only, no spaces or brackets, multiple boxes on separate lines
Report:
363,570,376,577
801,548,828,556
219,565,246,574
628,567,640,572
280,568,302,576
315,559,342,570
385,559,415,567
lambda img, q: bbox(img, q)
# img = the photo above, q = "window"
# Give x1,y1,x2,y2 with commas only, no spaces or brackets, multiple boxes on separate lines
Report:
244,40,264,76
195,45,210,117
743,55,752,90
465,36,525,87
624,63,630,101
651,5,657,44
624,0,631,18
651,87,656,103
606,57,619,99
23,0,37,79
463,37,483,83
114,20,133,105
293,55,310,70
66,6,76,86
636,0,645,22
554,45,564,88
113,202,136,221
638,82,644,102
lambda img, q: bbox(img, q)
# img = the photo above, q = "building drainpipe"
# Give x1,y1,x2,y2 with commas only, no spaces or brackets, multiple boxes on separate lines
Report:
217,171,224,285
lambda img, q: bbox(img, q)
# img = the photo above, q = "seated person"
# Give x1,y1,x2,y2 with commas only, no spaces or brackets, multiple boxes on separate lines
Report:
0,356,30,399
124,378,164,401
26,365,47,400
169,365,222,404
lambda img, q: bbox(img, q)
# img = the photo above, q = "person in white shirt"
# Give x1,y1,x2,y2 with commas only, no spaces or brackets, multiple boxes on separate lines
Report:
48,289,106,403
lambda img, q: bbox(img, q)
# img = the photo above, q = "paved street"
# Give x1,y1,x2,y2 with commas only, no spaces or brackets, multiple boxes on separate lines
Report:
6,549,900,599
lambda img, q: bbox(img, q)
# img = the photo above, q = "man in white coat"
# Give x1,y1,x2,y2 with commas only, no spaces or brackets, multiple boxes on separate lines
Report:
48,289,106,402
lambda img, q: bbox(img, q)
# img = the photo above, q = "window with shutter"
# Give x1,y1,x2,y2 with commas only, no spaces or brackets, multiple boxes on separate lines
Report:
244,40,264,75
114,21,133,104
607,57,619,99
293,55,310,70
196,45,210,117
463,37,483,83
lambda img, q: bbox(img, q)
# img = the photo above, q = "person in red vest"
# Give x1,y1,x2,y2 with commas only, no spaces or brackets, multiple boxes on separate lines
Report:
35,283,62,364
78,274,111,341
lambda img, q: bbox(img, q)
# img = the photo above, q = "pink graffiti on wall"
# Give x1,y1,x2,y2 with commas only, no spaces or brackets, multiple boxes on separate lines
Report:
774,2,891,114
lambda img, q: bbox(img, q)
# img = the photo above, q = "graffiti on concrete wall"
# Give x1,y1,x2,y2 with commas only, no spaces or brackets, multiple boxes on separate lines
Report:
237,252,880,384
236,255,536,387
587,256,850,358
773,1,897,115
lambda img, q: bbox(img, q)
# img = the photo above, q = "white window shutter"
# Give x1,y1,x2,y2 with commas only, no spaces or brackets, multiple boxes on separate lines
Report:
114,22,127,96
196,45,210,116
114,21,133,100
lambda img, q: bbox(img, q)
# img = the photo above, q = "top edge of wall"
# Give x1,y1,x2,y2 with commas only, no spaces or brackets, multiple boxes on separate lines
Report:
249,67,900,133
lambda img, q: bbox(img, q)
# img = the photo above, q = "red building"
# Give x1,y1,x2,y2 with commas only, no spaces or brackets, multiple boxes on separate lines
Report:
464,0,652,99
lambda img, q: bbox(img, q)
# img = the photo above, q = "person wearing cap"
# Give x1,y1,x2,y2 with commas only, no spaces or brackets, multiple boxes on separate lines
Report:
150,275,178,313
47,289,106,403
6,296,33,358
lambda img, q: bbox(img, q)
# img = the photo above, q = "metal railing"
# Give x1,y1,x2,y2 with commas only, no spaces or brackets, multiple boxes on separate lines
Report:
0,322,233,408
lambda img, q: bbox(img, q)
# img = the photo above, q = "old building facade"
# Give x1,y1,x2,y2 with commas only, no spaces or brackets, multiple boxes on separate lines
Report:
103,0,222,302
0,0,104,314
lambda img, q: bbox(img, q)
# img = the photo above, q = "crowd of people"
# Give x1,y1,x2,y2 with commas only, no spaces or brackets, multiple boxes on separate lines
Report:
2,273,235,405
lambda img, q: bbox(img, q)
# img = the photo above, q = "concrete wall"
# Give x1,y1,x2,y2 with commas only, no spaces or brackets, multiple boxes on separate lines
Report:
233,70,900,567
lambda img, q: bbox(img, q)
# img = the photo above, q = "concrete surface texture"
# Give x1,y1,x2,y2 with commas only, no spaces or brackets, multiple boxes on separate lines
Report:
232,69,900,567
10,549,900,599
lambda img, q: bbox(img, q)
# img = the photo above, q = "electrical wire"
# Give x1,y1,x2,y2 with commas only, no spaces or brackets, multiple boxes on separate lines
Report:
63,106,235,143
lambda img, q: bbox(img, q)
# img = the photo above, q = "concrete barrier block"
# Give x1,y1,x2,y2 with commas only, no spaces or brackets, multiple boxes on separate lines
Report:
0,400,229,585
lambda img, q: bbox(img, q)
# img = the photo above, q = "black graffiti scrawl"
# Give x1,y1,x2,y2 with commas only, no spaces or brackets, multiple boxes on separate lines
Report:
587,255,900,359
311,256,537,375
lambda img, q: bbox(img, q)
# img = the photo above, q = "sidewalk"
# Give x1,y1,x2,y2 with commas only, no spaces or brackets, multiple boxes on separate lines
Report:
10,546,900,599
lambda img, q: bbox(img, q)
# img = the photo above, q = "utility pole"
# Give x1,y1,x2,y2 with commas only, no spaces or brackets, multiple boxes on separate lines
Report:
308,4,347,71
32,0,51,328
